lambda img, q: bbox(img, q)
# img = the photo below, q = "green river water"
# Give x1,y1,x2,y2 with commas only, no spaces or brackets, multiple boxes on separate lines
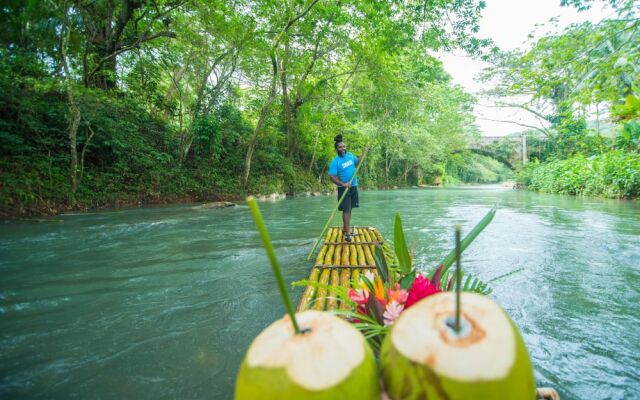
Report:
1,187,638,399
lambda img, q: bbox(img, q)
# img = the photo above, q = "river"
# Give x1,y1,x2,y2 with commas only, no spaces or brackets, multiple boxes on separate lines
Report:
1,187,638,399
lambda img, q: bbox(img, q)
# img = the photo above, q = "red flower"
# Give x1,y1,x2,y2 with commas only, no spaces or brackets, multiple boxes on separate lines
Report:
405,273,440,309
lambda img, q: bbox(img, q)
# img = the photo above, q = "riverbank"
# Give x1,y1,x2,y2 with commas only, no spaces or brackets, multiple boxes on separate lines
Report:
5,181,555,220
2,182,527,220
0,184,391,219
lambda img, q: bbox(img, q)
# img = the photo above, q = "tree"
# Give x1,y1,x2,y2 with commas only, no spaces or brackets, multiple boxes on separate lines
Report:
75,0,182,90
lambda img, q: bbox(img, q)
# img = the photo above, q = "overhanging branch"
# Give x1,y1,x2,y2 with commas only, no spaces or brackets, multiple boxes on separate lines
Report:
477,117,551,137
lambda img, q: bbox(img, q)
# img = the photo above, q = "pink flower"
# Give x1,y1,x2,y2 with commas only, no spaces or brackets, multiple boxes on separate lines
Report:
387,283,408,304
405,273,440,309
383,301,404,326
349,288,369,305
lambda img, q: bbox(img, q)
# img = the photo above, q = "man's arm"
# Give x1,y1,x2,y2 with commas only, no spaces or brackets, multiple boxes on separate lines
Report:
330,175,351,188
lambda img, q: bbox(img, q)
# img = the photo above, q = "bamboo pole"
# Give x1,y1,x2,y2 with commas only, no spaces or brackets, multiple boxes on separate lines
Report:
314,229,333,265
360,229,376,266
361,227,371,243
315,245,327,265
362,228,376,259
355,230,366,265
313,268,331,311
351,268,361,289
342,242,350,266
326,230,344,311
372,229,384,242
349,243,358,266
297,267,320,312
323,229,338,265
334,244,342,266
327,268,340,310
306,147,371,260
454,226,462,332
339,244,351,311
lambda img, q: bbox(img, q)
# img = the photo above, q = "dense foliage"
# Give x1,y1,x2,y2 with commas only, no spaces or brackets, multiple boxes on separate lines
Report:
2,0,637,217
0,0,495,217
523,150,640,197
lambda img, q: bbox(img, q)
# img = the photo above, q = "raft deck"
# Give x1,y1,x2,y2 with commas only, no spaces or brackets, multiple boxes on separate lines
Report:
297,226,392,312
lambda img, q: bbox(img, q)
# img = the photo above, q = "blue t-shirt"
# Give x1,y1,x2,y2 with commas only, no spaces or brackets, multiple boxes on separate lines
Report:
329,152,358,186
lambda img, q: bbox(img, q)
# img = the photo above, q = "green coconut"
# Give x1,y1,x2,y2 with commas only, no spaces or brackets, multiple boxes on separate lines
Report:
235,310,380,400
381,292,535,400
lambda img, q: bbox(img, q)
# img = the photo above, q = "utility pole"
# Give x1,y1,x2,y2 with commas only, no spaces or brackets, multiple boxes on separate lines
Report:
521,133,528,165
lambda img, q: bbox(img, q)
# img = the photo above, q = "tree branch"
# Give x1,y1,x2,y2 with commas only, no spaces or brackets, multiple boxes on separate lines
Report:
274,0,321,48
87,31,176,80
477,117,551,136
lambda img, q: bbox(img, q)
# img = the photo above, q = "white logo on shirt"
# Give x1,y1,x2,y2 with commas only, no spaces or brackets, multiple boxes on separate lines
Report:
341,160,353,169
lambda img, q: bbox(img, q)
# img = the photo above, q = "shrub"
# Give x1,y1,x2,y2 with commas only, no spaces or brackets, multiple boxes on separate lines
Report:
523,151,640,198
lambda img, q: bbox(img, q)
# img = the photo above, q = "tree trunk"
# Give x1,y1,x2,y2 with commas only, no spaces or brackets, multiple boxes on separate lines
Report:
415,166,423,185
384,148,390,187
80,0,176,90
86,41,118,89
178,53,230,164
68,105,81,195
179,128,195,165
243,54,278,186
60,3,81,200
79,123,96,183
164,60,191,117
280,39,296,160
402,164,411,183
244,135,258,187
308,120,324,171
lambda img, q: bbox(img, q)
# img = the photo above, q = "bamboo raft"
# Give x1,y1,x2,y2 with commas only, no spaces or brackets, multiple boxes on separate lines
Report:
297,226,389,312
298,225,560,400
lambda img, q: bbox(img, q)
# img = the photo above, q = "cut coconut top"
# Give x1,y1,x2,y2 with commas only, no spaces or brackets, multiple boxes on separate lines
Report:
247,310,366,390
391,292,516,381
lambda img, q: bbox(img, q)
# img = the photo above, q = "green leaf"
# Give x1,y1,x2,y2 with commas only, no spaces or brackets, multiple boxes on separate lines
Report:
373,245,389,284
394,213,412,274
400,269,416,290
432,205,497,279
361,275,375,294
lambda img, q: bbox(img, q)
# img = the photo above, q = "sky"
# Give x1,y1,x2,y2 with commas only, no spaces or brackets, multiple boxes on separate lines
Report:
437,0,615,137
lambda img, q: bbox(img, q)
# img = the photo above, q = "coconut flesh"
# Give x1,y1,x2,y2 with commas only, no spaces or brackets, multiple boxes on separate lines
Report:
235,310,379,400
381,292,535,400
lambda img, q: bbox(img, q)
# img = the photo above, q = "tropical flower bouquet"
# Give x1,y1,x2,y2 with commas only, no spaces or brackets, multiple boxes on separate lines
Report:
338,207,497,353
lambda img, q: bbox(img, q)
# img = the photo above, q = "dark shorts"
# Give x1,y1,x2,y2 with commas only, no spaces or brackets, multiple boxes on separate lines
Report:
337,186,359,212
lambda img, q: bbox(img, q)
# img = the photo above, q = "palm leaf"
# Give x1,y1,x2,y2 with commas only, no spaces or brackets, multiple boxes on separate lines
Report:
394,213,412,274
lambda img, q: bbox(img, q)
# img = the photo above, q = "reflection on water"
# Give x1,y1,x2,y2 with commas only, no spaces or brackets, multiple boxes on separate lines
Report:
1,187,638,399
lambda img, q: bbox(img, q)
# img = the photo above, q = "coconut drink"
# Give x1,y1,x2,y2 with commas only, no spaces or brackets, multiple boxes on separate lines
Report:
380,291,535,400
235,310,379,399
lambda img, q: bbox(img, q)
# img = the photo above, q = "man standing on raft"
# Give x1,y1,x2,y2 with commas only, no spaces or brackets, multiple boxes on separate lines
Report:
329,135,362,242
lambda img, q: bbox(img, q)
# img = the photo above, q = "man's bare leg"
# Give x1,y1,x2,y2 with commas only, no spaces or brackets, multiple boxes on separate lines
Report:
343,210,352,241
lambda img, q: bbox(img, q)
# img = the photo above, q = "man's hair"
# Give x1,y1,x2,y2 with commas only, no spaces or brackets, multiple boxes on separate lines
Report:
334,134,343,150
